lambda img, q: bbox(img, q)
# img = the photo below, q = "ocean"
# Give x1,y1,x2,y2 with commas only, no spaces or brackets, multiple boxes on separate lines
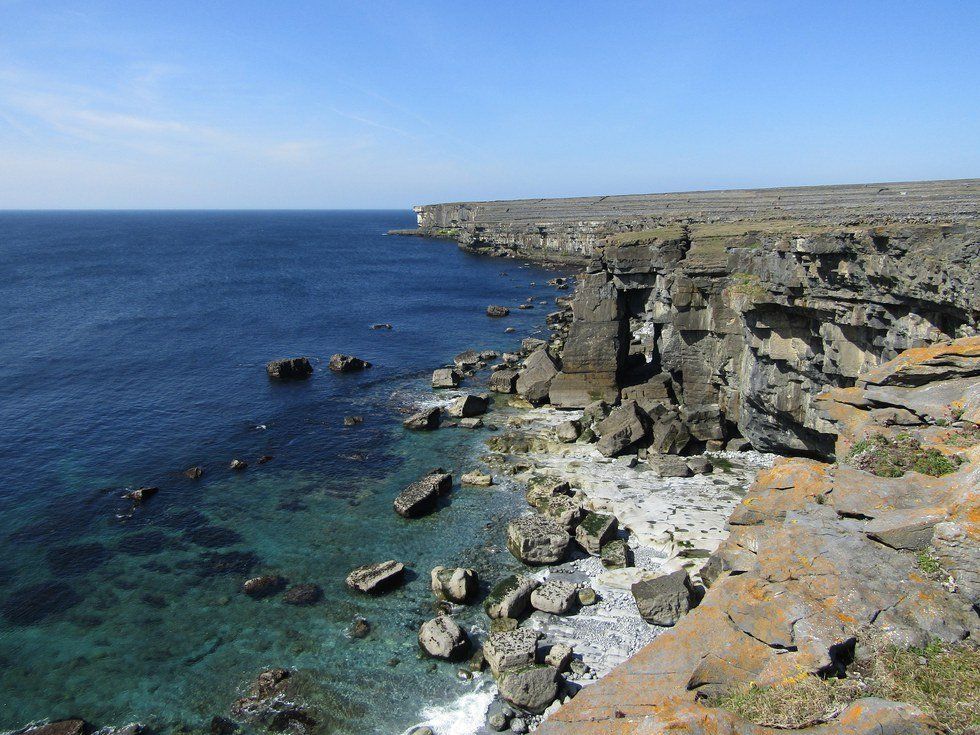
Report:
0,211,568,734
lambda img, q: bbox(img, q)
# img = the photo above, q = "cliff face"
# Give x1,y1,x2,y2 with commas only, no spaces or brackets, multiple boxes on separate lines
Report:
408,180,980,457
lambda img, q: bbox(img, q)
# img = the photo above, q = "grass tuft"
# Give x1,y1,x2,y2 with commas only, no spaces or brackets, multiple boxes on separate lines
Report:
847,434,962,477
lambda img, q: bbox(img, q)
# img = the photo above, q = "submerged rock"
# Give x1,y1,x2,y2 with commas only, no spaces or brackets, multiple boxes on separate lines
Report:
266,357,313,380
328,354,371,372
242,575,287,599
1,580,83,625
418,615,470,660
345,560,405,594
282,583,322,606
124,486,159,503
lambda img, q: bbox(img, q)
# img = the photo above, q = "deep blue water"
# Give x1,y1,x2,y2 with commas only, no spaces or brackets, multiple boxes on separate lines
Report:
0,212,566,734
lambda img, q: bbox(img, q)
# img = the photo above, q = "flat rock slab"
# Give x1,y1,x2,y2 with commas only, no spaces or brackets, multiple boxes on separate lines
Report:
345,560,405,594
865,506,948,550
393,471,452,518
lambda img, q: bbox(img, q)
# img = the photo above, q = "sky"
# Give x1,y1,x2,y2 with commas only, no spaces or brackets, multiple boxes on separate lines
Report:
0,1,977,209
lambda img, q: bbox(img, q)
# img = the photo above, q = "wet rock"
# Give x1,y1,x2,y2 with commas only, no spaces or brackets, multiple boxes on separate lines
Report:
458,417,483,429
242,575,287,599
544,643,574,672
490,368,519,393
600,539,633,569
348,616,370,639
370,323,393,330
509,716,528,733
210,716,238,735
431,367,462,389
328,354,371,372
403,406,441,430
530,581,578,614
124,486,159,503
184,466,204,479
418,615,470,661
229,459,247,471
282,583,322,606
491,617,520,633
595,400,649,457
497,665,558,714
393,470,452,518
484,627,542,675
1,580,83,625
343,415,363,427
461,471,493,486
266,357,313,380
555,420,581,443
631,570,696,626
431,566,478,603
485,575,540,619
486,701,515,731
345,560,405,594
574,512,618,555
447,394,489,418
506,515,571,565
20,720,87,735
516,348,560,405
487,305,510,317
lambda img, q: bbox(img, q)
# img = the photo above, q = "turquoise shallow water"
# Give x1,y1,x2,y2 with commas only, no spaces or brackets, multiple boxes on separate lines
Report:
0,212,567,734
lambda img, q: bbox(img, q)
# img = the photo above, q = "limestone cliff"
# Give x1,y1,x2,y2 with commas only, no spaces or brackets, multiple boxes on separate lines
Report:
402,180,980,457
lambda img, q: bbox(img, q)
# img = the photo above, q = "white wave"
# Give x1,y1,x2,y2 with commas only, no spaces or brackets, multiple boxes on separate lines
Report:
400,677,495,735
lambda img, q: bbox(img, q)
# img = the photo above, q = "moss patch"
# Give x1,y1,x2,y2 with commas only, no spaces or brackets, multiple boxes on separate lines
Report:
709,638,980,732
847,434,963,477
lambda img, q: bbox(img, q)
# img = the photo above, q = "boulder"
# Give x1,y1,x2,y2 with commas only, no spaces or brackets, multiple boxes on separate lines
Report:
497,665,559,714
343,415,363,427
242,575,286,599
726,437,752,451
483,627,542,675
282,583,322,605
600,539,633,569
577,587,598,606
345,560,405,594
595,400,649,457
454,349,482,369
631,570,696,626
489,368,519,394
184,466,204,479
418,615,470,661
393,471,452,518
461,471,493,486
431,368,462,388
485,575,540,619
525,480,572,508
403,407,441,430
266,357,313,380
544,643,574,672
229,459,247,471
447,394,489,418
650,454,692,477
516,349,559,406
506,515,571,565
581,400,612,429
487,305,510,318
530,581,579,614
555,420,581,443
328,354,371,372
648,408,691,455
574,512,618,555
430,566,478,603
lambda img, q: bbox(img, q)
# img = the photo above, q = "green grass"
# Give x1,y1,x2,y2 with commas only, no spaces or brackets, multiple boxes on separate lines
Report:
603,226,686,246
728,273,768,299
916,549,942,576
847,434,962,477
708,638,980,732
707,454,735,473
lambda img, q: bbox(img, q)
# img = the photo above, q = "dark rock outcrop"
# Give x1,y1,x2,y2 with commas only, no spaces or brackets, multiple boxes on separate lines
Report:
266,357,313,380
328,354,371,372
393,470,452,518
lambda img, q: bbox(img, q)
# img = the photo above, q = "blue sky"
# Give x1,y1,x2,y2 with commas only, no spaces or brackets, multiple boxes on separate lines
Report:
0,1,977,208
